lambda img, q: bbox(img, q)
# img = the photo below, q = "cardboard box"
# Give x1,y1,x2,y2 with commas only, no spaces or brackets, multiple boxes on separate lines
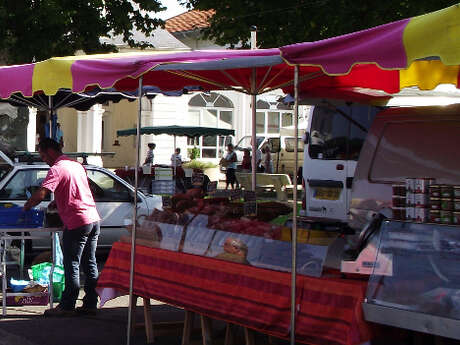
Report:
6,292,48,306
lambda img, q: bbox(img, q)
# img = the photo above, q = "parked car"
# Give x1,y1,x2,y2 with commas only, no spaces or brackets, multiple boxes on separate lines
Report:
0,151,162,252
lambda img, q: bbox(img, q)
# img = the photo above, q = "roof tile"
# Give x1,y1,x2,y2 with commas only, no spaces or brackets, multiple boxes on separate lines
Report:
165,10,214,33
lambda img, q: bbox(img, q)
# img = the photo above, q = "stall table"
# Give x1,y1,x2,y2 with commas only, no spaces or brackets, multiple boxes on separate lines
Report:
97,242,373,345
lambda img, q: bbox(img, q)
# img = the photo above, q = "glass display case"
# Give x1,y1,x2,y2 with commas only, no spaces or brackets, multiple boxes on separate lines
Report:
130,196,337,278
363,220,460,339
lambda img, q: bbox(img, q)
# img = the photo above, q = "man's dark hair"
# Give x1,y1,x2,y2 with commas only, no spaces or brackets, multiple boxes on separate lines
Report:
38,138,61,153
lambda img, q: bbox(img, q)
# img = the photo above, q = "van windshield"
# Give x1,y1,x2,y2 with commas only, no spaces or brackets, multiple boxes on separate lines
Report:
235,136,264,151
309,105,377,160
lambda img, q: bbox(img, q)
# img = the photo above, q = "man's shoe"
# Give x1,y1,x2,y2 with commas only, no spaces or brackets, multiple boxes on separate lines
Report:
44,305,76,317
75,306,98,316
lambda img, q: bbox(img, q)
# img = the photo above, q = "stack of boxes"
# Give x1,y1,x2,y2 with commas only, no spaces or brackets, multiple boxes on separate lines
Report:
393,178,460,225
429,184,460,224
392,178,434,222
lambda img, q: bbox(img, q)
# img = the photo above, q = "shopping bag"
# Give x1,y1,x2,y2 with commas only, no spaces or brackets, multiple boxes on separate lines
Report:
219,157,228,167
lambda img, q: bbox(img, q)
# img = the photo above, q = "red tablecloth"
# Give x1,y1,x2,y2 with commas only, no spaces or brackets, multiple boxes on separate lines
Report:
97,242,372,345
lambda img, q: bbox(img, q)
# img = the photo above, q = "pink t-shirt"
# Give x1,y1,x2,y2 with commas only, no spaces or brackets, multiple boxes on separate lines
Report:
41,155,101,230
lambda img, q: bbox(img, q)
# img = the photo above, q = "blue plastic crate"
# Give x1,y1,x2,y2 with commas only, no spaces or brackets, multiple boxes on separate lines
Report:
0,206,44,228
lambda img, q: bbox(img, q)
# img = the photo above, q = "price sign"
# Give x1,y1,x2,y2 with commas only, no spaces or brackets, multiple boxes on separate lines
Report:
162,195,172,208
207,181,218,193
243,190,256,202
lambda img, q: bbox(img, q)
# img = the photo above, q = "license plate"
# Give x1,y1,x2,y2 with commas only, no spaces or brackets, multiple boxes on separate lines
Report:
313,187,341,200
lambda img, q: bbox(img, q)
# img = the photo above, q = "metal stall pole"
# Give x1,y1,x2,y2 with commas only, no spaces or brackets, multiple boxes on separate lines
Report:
250,27,257,191
48,96,53,139
173,134,177,178
127,76,143,345
251,90,256,191
290,65,299,345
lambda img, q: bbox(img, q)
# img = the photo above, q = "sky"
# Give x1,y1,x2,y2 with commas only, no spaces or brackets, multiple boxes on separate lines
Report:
158,1,187,20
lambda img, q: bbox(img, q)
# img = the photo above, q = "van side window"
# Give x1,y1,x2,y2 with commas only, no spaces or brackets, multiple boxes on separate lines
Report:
349,105,378,160
284,138,304,152
370,121,460,183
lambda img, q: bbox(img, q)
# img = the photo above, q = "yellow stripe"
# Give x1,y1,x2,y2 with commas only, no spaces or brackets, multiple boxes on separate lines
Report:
404,4,460,66
32,59,74,95
400,60,459,90
31,50,188,95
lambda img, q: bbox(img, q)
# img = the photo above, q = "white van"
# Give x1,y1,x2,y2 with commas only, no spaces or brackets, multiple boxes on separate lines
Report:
300,103,381,223
233,131,305,177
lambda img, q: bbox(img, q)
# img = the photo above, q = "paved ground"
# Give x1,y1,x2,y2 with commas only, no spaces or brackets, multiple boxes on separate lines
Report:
0,293,203,345
0,291,285,345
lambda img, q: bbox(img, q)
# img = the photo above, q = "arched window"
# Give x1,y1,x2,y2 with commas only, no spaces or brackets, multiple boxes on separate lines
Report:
255,97,293,134
187,93,234,159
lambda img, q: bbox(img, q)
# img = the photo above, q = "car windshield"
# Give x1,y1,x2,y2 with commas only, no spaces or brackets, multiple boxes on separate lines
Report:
235,136,264,151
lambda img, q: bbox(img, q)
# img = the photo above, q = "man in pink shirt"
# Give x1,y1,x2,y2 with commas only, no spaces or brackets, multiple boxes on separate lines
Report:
24,138,101,317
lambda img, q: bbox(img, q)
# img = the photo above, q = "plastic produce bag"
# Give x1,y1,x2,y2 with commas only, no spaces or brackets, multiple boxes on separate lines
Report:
54,232,63,267
30,262,65,301
31,262,65,285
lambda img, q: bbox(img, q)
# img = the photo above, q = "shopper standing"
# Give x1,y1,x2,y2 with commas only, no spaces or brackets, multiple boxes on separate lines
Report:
224,144,237,189
144,142,156,165
24,138,101,316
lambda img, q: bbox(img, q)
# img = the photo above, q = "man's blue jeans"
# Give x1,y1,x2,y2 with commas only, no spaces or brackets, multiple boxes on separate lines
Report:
60,222,100,310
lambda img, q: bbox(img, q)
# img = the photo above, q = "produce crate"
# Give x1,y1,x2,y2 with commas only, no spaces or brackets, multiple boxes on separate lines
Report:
154,168,173,181
0,206,44,228
152,180,175,195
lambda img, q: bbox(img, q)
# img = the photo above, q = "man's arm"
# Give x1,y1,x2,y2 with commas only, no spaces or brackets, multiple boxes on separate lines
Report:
23,187,50,211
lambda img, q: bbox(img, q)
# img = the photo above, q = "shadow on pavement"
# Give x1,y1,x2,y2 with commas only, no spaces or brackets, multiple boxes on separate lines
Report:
0,304,187,345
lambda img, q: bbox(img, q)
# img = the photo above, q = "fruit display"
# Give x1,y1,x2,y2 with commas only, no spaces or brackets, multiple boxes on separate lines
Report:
132,188,292,241
207,216,281,240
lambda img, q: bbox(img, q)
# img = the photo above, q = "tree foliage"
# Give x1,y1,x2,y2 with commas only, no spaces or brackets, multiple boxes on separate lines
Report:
0,0,166,64
181,0,459,48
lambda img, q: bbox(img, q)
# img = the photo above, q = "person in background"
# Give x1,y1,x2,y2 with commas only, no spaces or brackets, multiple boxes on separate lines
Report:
171,148,186,193
224,144,237,190
255,147,263,172
263,145,273,173
144,142,156,165
23,138,101,317
241,148,251,172
170,148,182,168
55,123,64,149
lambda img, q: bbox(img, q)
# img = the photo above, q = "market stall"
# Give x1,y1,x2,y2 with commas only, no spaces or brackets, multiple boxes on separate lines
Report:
115,125,235,193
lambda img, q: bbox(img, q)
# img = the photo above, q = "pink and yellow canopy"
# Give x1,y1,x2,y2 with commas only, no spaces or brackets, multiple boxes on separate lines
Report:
0,4,459,103
280,3,460,97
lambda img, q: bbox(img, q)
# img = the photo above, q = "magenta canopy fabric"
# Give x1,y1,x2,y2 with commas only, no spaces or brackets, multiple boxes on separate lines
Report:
0,4,459,105
280,4,460,75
